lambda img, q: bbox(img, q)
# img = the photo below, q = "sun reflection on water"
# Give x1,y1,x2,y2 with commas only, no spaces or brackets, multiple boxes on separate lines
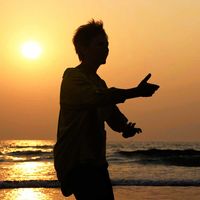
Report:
17,162,42,176
6,161,54,181
15,189,40,200
2,188,47,200
0,188,75,200
0,140,56,181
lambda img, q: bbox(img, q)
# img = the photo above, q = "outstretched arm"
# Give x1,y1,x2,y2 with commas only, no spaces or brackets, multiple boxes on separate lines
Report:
117,73,160,100
61,69,159,110
106,106,142,139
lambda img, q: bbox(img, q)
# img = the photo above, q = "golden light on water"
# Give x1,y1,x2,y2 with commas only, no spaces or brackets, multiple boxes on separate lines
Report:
0,188,76,200
15,189,39,200
12,162,37,180
9,161,51,181
18,162,41,175
21,41,42,59
2,188,46,200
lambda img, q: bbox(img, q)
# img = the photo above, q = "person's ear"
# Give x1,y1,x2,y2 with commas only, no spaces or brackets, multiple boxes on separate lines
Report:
79,46,87,60
79,45,90,60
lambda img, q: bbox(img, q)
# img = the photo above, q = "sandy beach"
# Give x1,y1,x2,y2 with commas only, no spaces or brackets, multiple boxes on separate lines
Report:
1,186,200,200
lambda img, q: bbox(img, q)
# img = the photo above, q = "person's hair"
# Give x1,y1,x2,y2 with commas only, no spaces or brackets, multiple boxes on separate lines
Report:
72,19,108,61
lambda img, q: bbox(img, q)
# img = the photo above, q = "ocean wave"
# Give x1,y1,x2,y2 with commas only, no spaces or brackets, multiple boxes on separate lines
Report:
0,150,53,162
1,179,200,189
117,149,200,167
112,179,200,186
12,145,53,149
0,180,59,189
118,149,200,156
0,156,53,163
7,150,53,156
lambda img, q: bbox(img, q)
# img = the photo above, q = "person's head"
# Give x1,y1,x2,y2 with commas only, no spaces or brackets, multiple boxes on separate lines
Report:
73,19,109,64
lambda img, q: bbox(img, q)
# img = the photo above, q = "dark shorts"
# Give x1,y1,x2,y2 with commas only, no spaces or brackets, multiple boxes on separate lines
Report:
60,164,115,200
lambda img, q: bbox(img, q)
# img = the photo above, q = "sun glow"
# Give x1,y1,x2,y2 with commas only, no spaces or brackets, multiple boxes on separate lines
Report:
21,41,42,59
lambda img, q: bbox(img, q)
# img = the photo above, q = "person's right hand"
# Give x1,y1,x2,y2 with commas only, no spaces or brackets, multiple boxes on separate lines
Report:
137,73,160,97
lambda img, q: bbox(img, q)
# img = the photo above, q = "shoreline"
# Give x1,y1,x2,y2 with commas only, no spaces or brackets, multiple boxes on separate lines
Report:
1,186,200,200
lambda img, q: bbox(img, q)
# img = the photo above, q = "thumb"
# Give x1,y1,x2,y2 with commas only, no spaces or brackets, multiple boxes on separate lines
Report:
141,73,151,84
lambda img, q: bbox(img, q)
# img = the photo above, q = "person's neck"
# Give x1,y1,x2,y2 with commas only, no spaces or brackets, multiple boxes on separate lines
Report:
78,61,100,74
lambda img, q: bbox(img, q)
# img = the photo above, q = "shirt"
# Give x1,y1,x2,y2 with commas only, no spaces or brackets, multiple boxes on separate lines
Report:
53,66,128,196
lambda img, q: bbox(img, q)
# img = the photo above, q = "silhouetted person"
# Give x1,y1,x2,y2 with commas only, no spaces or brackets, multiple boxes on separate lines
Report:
54,20,159,200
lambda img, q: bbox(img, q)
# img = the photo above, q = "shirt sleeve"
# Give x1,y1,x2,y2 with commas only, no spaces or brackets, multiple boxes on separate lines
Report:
105,105,128,132
60,69,126,110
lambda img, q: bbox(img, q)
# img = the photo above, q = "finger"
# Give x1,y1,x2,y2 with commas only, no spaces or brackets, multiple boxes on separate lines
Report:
127,122,135,127
149,83,160,90
153,84,160,90
136,128,142,134
141,73,151,83
138,128,142,133
130,122,136,127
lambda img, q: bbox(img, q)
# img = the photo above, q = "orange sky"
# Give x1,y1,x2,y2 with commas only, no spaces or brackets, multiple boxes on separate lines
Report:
0,0,200,141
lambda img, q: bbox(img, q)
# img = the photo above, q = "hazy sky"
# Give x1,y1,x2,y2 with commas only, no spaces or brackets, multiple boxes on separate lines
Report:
0,0,200,141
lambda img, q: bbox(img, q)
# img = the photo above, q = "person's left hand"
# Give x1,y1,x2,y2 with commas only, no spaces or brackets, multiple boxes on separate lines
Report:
137,73,160,97
122,122,142,138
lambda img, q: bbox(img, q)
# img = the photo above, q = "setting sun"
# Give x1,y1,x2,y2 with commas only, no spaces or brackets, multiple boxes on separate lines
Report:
21,41,42,59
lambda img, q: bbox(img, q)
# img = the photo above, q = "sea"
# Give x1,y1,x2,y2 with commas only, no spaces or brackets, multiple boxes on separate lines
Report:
0,140,200,199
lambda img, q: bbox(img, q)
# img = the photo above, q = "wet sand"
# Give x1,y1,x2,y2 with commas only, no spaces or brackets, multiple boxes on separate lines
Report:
0,186,200,200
